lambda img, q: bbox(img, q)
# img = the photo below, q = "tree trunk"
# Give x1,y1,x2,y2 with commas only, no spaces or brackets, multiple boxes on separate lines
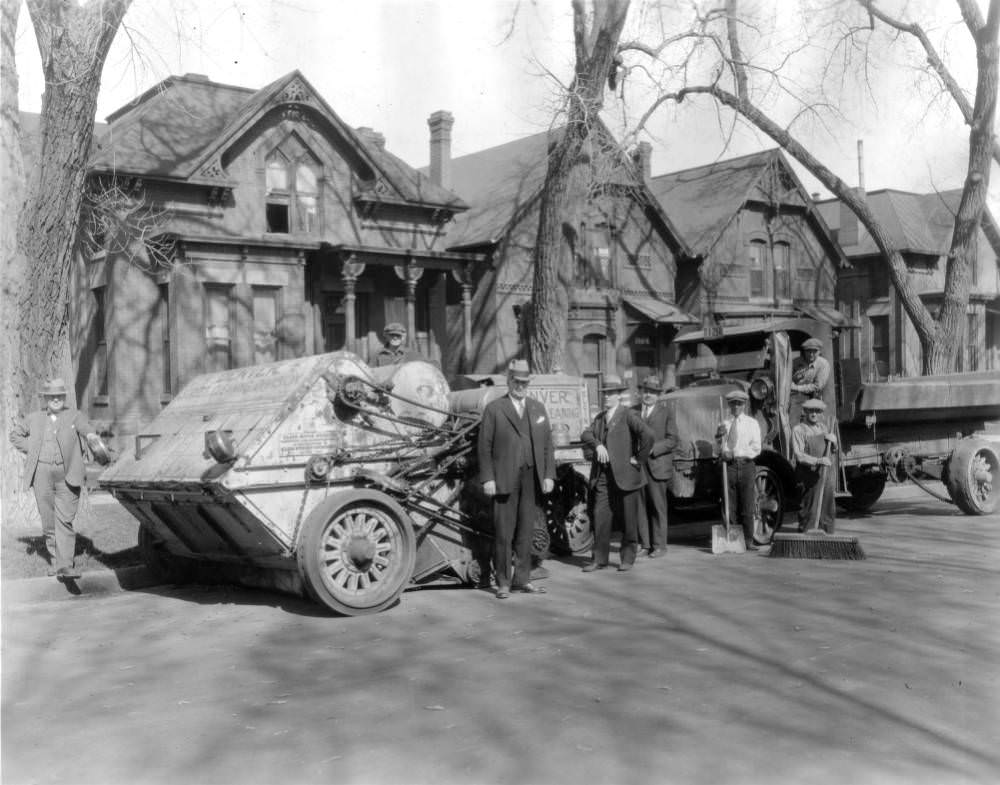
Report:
528,0,630,372
1,0,132,526
1,0,26,525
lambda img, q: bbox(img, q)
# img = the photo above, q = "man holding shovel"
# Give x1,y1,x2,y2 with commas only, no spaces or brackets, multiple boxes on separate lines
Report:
717,390,761,551
792,398,838,533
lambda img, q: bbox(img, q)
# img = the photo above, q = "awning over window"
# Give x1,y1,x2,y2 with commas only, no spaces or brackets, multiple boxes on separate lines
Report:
795,303,855,327
623,296,698,324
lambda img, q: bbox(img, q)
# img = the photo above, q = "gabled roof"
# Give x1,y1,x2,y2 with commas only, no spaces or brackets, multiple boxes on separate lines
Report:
90,71,463,209
434,124,689,255
815,189,1000,261
436,129,552,248
648,149,790,256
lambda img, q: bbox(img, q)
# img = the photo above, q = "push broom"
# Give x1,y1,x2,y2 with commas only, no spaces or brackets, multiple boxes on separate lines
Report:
770,420,865,560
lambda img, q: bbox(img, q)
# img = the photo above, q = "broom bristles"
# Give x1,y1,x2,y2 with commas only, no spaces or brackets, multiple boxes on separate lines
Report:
769,533,865,560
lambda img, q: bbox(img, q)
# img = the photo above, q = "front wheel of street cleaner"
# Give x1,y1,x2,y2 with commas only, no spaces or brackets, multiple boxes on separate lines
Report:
297,490,416,615
138,526,198,584
946,439,1000,516
753,465,784,543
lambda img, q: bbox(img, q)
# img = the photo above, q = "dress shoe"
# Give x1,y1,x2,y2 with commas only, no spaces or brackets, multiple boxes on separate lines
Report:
648,547,666,558
46,565,58,577
618,562,634,572
515,583,547,594
582,562,608,573
495,587,511,599
56,566,81,579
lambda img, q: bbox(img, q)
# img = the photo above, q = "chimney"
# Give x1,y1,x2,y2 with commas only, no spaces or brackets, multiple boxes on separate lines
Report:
427,110,454,189
632,141,652,182
355,126,385,150
838,139,866,248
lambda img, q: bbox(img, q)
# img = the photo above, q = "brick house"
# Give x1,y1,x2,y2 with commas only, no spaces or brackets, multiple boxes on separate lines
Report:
435,125,696,405
64,71,487,441
647,149,848,337
816,189,1000,380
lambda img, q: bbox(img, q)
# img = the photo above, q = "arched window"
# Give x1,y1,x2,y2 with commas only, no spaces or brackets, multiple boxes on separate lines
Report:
264,133,322,235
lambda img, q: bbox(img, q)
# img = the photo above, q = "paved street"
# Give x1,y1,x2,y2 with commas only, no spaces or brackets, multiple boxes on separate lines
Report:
2,485,998,785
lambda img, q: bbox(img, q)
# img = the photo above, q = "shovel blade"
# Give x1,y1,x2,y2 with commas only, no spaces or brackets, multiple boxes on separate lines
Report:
712,525,747,554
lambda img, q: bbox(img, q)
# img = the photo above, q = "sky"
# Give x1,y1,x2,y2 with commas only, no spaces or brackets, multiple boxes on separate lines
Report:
13,0,998,204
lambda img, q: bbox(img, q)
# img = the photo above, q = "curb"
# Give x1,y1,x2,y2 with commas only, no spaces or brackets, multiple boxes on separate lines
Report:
2,565,160,605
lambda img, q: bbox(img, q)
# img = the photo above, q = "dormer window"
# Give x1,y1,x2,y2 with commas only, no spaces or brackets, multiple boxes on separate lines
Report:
265,133,321,235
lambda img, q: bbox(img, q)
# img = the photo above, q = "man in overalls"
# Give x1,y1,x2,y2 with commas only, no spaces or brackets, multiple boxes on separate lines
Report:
792,398,838,533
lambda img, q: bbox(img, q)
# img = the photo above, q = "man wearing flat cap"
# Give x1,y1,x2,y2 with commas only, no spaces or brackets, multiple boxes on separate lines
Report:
477,360,556,599
791,337,830,399
792,398,838,533
375,322,412,367
10,378,102,579
717,389,762,549
633,374,678,558
580,374,654,572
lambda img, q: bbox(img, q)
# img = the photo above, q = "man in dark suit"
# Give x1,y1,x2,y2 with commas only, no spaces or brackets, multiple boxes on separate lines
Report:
580,374,654,572
634,374,678,558
10,378,101,579
477,360,556,599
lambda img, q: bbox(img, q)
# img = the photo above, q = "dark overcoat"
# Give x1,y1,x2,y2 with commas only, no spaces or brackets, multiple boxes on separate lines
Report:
581,405,654,492
477,395,555,494
632,401,679,481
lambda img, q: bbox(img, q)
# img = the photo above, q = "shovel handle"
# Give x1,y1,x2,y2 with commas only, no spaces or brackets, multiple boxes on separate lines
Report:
720,397,731,533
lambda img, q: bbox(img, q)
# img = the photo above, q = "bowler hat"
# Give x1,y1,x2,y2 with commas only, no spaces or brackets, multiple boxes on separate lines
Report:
507,359,531,381
802,338,823,352
601,374,628,392
802,398,826,411
725,389,749,403
640,374,662,392
383,322,406,337
40,378,68,397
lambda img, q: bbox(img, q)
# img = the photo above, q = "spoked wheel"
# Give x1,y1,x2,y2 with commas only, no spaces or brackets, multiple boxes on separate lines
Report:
297,490,416,615
546,466,594,556
946,439,1000,515
753,465,784,544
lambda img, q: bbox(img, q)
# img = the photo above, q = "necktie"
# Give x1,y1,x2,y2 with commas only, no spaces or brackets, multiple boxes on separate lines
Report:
727,416,739,452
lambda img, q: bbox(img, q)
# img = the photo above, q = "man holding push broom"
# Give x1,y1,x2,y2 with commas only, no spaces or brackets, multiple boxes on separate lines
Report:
791,398,838,534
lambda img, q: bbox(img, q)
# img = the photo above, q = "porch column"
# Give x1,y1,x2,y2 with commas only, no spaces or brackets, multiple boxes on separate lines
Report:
340,254,365,351
394,262,424,347
452,264,474,372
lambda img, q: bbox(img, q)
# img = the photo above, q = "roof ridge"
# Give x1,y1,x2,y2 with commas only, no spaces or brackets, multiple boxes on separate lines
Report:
651,147,779,180
105,73,256,124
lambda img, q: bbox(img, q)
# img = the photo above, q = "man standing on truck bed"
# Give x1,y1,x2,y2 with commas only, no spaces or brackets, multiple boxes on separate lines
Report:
477,360,556,599
633,375,678,558
581,374,654,572
718,389,762,550
792,398,838,533
791,337,830,399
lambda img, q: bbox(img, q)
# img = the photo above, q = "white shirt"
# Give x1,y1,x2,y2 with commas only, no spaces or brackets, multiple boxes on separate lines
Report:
509,395,525,418
722,413,762,459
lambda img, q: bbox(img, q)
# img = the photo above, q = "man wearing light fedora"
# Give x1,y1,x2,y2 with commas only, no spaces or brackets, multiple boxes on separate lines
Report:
477,360,556,599
10,378,101,579
580,374,654,572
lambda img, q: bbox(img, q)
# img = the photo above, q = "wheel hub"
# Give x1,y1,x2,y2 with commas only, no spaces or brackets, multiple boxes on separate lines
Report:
345,536,377,572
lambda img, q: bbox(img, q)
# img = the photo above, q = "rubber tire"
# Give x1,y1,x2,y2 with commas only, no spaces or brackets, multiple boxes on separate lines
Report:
296,490,416,615
840,472,886,514
752,465,784,543
946,439,1000,516
546,466,594,556
138,526,198,584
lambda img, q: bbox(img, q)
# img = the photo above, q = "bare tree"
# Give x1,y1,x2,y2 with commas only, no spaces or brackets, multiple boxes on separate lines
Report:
1,0,133,523
528,0,631,372
619,0,998,374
